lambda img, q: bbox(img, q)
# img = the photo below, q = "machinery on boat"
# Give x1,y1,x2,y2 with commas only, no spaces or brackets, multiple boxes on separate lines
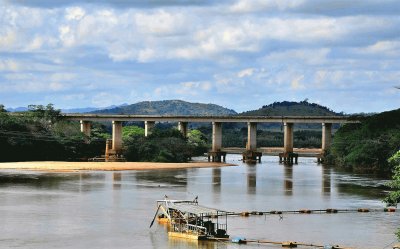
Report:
150,196,229,240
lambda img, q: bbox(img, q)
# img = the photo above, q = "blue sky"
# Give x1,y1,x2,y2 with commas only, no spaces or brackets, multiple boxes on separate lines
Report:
0,0,399,113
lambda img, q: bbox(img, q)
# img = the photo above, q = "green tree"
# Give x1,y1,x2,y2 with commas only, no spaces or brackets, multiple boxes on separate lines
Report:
122,125,145,139
0,104,6,112
383,150,400,240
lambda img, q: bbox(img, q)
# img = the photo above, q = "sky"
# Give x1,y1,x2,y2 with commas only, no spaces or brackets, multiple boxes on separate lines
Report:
0,0,399,113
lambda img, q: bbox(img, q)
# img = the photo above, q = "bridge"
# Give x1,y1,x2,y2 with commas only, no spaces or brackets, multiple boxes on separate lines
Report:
64,114,358,162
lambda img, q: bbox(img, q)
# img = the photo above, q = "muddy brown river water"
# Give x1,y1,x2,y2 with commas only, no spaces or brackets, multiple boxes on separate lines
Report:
0,155,399,249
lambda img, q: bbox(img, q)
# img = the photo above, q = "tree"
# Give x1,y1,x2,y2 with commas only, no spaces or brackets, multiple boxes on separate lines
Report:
122,125,145,139
383,150,400,240
0,104,6,112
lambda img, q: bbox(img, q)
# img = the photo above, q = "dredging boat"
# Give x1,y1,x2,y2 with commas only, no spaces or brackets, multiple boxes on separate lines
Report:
150,196,229,240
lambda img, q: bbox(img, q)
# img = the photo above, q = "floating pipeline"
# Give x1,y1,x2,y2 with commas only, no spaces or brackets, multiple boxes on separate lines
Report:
222,207,396,217
208,237,352,249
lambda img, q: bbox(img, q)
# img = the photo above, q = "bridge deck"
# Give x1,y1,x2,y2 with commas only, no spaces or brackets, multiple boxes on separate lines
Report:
63,114,358,124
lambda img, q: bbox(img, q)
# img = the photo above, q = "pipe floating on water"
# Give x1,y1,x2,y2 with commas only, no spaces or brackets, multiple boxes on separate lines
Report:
226,207,396,217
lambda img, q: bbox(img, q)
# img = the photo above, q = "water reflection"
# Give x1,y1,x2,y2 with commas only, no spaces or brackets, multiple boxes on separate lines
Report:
322,166,331,195
113,172,122,190
284,166,293,196
246,164,257,194
135,169,188,187
212,168,221,193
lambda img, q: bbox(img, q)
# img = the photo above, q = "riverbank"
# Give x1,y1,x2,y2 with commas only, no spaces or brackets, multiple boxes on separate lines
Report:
0,161,236,172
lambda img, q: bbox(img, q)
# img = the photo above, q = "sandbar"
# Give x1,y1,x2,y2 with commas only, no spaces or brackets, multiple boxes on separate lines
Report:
0,161,236,172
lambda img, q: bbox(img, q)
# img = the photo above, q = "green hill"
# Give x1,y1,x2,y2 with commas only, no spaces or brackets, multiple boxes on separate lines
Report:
91,100,237,116
240,100,341,116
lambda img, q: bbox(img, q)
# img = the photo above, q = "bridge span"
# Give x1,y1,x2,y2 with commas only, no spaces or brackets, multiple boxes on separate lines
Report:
64,114,358,162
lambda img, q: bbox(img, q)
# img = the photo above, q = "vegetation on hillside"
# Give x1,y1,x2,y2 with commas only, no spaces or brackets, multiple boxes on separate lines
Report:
240,99,341,116
327,109,400,174
91,100,237,116
383,151,400,240
0,104,106,162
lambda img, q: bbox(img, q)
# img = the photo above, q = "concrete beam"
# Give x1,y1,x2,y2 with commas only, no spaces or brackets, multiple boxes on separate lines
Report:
80,120,91,137
145,121,155,137
112,121,123,152
212,122,222,151
63,114,359,124
178,121,188,138
246,122,257,151
322,123,332,152
284,122,294,153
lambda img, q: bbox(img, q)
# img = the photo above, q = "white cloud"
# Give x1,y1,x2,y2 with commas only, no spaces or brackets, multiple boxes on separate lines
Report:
237,68,255,78
0,59,20,72
65,7,85,21
291,75,305,90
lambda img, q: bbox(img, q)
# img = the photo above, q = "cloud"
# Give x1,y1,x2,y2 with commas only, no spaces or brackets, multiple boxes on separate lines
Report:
237,68,255,78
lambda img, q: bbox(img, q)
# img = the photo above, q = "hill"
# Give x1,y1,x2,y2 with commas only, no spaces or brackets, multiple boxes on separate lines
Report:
90,100,237,116
240,100,341,116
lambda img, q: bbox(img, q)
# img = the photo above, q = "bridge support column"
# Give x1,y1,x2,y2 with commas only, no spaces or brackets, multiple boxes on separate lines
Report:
80,120,91,137
243,122,262,163
178,122,188,138
322,123,332,152
284,122,294,153
112,121,123,153
246,122,257,151
212,122,222,151
145,121,155,137
208,122,225,162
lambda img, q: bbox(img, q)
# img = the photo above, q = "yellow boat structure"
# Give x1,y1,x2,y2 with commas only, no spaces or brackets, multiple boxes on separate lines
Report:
151,197,229,240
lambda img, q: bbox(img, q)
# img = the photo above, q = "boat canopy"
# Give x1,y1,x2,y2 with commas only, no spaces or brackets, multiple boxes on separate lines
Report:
162,200,226,216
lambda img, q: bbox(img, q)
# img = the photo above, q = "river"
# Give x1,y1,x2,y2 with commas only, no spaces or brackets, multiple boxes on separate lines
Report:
0,155,398,249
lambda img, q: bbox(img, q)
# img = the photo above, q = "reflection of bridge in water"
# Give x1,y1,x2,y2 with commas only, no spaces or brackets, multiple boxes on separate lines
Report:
65,114,359,162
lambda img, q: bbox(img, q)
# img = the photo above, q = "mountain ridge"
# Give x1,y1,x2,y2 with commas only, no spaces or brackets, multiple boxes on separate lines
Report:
90,100,237,116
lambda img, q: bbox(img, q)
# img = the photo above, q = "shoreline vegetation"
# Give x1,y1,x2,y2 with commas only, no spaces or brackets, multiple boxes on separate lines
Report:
0,161,236,172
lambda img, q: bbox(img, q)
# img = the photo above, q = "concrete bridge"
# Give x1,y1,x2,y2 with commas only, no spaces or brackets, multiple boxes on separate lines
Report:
64,114,358,162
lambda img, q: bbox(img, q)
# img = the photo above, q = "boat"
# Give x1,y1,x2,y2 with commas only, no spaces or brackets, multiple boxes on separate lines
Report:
150,196,229,240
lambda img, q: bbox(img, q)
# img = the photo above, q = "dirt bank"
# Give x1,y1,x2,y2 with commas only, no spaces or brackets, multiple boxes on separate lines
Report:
0,161,236,172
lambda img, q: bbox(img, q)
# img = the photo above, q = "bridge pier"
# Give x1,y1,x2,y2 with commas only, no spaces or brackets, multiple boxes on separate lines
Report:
145,121,155,137
243,122,262,163
322,123,332,152
284,122,293,153
178,121,188,138
281,122,297,164
80,120,91,137
112,121,123,153
208,122,225,162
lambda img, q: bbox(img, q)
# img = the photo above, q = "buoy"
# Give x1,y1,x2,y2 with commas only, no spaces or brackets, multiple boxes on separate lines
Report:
384,207,396,212
282,241,297,248
232,237,246,244
241,212,250,217
326,209,338,213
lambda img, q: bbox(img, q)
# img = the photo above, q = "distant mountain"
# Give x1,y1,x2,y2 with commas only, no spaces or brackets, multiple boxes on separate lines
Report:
6,104,129,113
90,100,237,116
62,104,128,113
6,107,28,112
240,100,342,116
